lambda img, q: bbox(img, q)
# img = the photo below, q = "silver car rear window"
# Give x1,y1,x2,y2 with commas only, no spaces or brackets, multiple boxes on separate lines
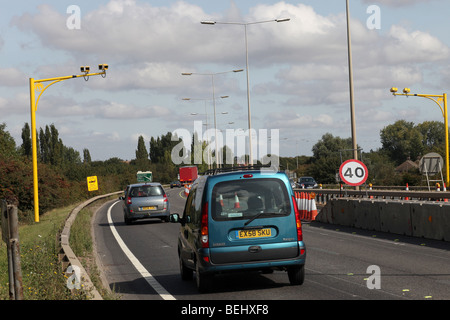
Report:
129,186,164,197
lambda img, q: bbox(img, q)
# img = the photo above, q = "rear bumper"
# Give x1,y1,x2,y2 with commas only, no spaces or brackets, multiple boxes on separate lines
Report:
197,241,306,274
125,209,170,220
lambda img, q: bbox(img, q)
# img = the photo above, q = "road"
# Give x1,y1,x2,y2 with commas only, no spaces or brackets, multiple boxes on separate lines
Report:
93,187,450,302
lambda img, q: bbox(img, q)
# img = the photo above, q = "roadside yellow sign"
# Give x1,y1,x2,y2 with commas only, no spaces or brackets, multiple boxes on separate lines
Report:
87,176,98,191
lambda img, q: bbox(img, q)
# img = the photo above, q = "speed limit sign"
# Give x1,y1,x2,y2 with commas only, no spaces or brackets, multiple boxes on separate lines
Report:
339,159,368,186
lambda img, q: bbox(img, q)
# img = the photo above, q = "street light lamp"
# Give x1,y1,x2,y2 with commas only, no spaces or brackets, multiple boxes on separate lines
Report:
201,17,290,165
390,87,449,186
182,70,242,168
29,64,108,222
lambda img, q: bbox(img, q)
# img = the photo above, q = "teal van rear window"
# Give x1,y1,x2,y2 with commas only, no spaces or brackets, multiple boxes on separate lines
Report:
211,178,291,221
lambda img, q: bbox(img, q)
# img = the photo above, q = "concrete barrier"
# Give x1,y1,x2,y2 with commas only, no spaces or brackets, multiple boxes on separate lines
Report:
379,201,413,236
316,198,450,242
410,202,450,241
334,199,357,226
357,200,382,230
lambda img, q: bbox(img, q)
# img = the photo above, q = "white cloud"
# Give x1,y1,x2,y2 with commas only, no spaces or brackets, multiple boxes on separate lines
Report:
92,130,121,142
89,101,173,119
10,2,344,67
12,1,448,94
361,0,436,7
383,25,450,64
0,67,27,86
0,92,29,115
264,111,334,130
11,1,211,63
0,96,7,111
130,132,151,143
5,0,450,159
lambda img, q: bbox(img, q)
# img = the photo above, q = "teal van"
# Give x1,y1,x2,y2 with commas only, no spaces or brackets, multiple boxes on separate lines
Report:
170,167,306,292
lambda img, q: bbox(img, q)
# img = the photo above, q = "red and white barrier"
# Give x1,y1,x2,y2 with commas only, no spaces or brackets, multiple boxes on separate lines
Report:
184,184,191,196
295,192,318,221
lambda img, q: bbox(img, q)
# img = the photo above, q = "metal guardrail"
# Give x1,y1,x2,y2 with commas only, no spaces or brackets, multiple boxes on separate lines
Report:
59,191,122,300
295,188,450,203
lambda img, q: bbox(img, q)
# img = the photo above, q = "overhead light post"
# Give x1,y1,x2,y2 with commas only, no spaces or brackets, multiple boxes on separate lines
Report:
201,18,290,165
345,0,358,162
390,87,449,186
182,70,242,168
183,96,229,169
29,64,108,222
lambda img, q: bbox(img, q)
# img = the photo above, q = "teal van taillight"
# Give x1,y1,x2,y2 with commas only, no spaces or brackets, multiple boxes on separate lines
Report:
201,201,209,248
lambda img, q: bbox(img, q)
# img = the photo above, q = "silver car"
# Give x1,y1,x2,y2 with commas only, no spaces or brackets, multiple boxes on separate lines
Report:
121,183,170,224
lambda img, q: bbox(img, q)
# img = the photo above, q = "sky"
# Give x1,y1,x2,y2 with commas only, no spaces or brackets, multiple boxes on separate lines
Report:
1,0,450,162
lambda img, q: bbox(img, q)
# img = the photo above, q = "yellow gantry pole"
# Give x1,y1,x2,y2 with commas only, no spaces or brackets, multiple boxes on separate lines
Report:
30,67,108,222
30,78,39,222
390,88,449,187
444,93,449,187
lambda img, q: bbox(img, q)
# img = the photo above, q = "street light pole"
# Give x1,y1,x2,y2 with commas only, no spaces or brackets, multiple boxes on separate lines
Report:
182,69,242,168
244,23,252,166
201,18,290,165
346,0,358,162
184,96,229,169
29,65,108,222
390,87,449,187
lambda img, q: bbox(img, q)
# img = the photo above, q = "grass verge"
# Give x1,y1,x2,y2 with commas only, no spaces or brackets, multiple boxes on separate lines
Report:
0,197,118,300
69,199,119,300
0,205,78,299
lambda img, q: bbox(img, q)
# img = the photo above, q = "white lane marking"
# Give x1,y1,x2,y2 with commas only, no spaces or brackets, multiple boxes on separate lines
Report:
107,201,176,300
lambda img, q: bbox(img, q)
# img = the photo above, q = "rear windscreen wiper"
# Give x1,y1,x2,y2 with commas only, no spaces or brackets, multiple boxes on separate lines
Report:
243,212,266,227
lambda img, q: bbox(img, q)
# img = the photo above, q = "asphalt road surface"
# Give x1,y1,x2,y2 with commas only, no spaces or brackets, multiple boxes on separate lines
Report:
93,187,450,303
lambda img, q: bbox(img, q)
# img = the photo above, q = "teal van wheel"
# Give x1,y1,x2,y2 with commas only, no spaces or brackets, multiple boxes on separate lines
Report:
196,263,213,292
288,265,305,285
179,256,193,281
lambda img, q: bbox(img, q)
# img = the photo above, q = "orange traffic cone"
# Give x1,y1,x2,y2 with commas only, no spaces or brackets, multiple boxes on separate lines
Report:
405,183,409,201
234,192,240,209
307,193,313,220
299,192,307,220
310,194,318,220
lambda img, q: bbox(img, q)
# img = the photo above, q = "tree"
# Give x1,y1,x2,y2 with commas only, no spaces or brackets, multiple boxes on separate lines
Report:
149,132,180,164
363,150,399,185
416,121,445,152
0,123,18,159
21,122,32,157
63,146,81,165
309,133,355,183
135,135,149,161
39,126,50,163
380,120,424,165
49,124,63,166
149,136,161,163
311,133,354,160
83,148,92,163
135,135,150,170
